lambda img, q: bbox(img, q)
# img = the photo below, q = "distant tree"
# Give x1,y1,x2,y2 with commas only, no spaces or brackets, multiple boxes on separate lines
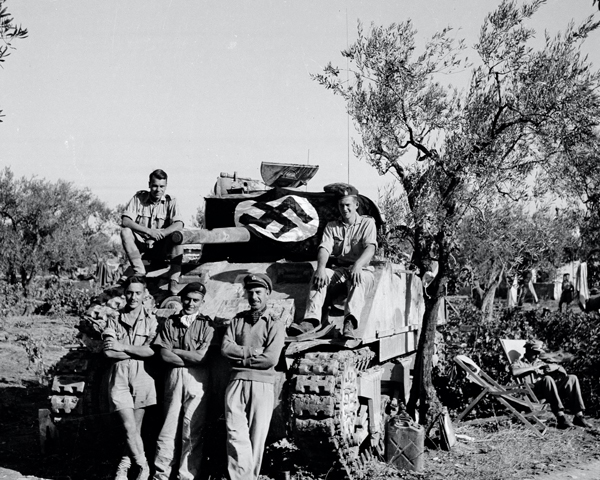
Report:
315,1,600,424
0,0,27,121
456,202,579,319
0,168,112,294
191,204,205,228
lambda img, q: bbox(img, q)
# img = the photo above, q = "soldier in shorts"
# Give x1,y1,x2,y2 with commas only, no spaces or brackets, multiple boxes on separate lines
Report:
103,276,158,480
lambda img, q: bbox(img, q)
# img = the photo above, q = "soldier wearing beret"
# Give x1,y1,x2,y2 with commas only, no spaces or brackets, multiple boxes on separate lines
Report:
512,340,591,429
152,282,215,480
289,184,377,339
221,273,285,480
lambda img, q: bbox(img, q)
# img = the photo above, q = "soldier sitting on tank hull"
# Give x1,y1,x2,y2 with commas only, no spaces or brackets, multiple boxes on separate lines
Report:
288,184,377,339
102,276,158,480
121,169,184,295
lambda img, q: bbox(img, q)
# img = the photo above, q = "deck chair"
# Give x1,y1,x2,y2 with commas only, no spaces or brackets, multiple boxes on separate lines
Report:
499,339,544,404
453,355,547,437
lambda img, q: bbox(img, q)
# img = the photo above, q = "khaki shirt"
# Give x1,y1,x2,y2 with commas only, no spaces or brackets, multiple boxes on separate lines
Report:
122,191,184,243
320,215,377,266
106,306,158,348
153,313,215,352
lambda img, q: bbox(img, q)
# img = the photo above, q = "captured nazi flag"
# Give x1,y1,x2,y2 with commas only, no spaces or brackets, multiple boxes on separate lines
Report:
203,187,382,262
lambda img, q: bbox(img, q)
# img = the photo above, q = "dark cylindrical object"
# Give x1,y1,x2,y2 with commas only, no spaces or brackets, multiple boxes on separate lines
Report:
171,227,251,245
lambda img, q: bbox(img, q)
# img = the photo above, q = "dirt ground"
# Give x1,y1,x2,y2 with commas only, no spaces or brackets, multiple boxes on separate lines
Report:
1,313,600,480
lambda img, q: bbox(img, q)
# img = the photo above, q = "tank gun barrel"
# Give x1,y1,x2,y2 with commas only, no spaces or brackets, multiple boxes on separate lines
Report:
171,227,251,246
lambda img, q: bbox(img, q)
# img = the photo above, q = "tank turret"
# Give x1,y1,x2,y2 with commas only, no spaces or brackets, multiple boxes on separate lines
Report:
40,163,444,479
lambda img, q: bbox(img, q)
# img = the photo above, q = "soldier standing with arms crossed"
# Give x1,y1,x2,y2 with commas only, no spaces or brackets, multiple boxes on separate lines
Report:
151,282,215,480
221,273,285,480
103,276,157,480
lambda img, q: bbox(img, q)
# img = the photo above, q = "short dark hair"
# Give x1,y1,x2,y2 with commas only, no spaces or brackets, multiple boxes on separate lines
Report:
149,169,168,182
124,276,146,289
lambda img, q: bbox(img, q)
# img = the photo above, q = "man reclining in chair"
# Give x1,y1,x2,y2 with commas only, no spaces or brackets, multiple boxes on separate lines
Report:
511,340,591,429
288,184,377,340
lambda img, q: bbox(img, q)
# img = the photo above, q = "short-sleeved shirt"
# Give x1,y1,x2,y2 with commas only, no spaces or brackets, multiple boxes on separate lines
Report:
105,306,158,411
122,191,184,243
319,215,377,266
153,313,215,353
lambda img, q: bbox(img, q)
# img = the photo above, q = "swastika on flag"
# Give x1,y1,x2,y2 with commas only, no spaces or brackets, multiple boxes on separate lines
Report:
234,195,319,242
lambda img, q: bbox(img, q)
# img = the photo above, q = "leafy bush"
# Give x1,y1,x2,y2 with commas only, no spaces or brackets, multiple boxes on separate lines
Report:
0,281,26,318
35,279,99,318
436,303,600,418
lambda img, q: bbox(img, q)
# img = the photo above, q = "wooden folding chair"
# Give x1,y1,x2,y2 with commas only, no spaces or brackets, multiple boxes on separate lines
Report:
453,355,547,437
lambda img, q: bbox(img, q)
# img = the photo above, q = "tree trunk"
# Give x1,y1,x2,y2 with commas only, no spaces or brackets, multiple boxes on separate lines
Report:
480,285,497,321
407,236,449,426
480,264,504,322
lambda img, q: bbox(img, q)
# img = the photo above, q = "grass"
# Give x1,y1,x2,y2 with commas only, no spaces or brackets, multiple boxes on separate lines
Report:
354,418,600,480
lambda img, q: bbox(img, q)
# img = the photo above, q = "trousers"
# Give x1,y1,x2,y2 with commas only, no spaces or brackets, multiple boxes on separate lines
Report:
225,379,274,480
121,227,183,281
304,266,374,325
534,374,585,414
153,366,209,480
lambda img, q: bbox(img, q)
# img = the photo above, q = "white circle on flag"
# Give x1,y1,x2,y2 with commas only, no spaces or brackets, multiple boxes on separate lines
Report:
234,195,319,242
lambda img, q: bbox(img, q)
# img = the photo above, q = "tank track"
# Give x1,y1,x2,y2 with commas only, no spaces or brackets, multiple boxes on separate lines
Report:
290,347,375,479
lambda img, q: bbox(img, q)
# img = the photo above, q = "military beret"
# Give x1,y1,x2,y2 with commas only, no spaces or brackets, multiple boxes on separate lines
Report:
323,182,359,198
525,340,544,352
243,273,272,292
178,282,206,298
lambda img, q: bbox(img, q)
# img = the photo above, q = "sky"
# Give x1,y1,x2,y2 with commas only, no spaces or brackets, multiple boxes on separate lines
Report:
1,0,599,224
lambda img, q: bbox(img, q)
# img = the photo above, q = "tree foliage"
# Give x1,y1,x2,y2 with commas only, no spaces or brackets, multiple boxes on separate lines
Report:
0,168,113,293
315,0,600,424
0,0,27,121
455,202,579,319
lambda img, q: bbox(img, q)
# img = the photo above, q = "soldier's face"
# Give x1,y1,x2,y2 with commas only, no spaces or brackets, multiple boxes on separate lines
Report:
149,177,167,202
125,283,145,309
182,292,204,315
247,287,269,311
338,196,358,221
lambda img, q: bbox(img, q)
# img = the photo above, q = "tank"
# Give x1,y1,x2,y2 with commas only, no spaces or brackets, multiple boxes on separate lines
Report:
40,163,444,479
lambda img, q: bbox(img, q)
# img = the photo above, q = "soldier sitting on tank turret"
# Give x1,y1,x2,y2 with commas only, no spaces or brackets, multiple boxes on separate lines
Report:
102,276,158,480
288,184,377,339
121,169,184,295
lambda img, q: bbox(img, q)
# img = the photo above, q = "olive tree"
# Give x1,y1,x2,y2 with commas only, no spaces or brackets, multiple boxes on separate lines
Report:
456,202,579,319
0,168,112,294
314,0,600,423
0,0,27,121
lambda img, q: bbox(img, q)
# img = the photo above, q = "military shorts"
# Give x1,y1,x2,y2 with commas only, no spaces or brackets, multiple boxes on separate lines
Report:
108,359,157,412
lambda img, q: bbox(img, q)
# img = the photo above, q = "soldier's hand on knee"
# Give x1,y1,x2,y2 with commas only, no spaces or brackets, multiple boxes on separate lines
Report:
314,267,329,290
148,229,165,241
350,266,362,286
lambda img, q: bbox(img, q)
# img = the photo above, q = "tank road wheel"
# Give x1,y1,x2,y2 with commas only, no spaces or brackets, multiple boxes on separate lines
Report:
290,348,374,479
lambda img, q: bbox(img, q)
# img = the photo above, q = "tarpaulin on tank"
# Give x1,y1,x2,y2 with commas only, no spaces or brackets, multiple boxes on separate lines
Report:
203,188,382,262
